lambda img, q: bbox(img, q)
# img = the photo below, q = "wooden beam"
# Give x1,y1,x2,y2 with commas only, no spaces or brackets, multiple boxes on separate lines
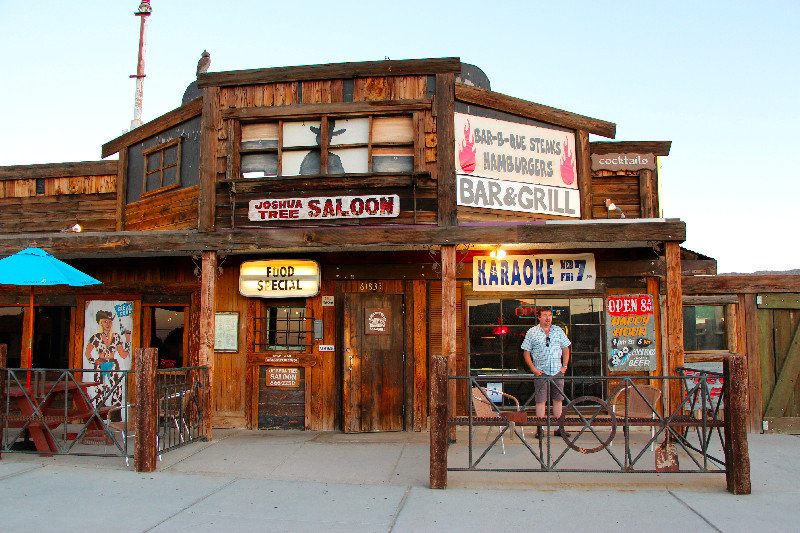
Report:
683,275,800,294
199,251,216,438
639,169,654,218
198,57,462,88
223,99,432,120
134,347,158,473
198,87,220,232
665,241,684,414
455,83,616,138
757,293,800,309
576,130,592,219
436,73,457,227
0,160,118,181
115,149,127,231
742,294,762,432
0,220,687,258
101,98,203,158
590,141,672,156
723,354,751,494
683,295,739,305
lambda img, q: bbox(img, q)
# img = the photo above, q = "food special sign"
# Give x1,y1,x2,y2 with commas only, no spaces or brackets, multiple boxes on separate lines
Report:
473,254,595,291
248,194,400,221
239,259,320,298
605,294,657,372
454,112,580,218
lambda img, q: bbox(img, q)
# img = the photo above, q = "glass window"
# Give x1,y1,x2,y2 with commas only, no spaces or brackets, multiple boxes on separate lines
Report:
263,306,306,350
683,305,727,351
239,114,415,178
0,307,24,367
141,137,182,197
468,297,606,404
150,307,185,369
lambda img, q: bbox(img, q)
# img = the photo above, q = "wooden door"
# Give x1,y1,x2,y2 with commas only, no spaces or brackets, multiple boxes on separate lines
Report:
759,294,800,433
342,292,404,432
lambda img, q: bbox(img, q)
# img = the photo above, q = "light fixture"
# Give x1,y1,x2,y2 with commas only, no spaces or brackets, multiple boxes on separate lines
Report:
605,199,626,219
61,223,82,233
488,246,507,259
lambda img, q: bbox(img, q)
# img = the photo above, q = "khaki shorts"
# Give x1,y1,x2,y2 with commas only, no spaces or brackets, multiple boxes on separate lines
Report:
533,371,565,403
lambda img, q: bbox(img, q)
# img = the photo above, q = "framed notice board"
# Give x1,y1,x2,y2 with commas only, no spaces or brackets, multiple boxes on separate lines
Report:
214,312,239,352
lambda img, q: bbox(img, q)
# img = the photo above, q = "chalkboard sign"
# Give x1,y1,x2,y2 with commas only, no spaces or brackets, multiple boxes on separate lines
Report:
214,312,239,352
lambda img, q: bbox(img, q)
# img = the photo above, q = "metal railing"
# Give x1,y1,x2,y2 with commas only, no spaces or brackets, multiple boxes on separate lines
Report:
449,373,726,474
155,366,207,453
1,368,133,460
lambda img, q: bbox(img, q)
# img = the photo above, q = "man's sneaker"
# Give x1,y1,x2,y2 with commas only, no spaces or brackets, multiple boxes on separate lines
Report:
554,428,572,439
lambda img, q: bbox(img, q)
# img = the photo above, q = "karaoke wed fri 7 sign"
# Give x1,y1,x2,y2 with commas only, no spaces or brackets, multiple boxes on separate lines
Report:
605,294,657,372
454,112,580,217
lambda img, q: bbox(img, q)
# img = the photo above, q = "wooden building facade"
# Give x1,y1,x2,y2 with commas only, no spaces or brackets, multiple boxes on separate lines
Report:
1,57,798,434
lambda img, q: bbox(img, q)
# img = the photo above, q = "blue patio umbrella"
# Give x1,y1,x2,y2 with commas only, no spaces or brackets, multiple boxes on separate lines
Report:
0,248,101,379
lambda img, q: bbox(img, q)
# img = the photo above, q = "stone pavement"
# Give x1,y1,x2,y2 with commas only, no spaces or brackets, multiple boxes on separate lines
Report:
0,430,797,532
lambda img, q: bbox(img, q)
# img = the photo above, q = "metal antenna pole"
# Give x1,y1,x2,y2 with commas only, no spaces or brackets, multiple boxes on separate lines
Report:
130,1,152,130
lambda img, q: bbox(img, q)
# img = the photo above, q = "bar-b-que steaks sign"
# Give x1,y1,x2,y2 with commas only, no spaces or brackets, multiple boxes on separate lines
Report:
454,112,579,217
605,294,656,372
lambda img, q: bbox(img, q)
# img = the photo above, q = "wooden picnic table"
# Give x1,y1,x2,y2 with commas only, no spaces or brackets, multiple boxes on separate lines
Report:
4,379,110,455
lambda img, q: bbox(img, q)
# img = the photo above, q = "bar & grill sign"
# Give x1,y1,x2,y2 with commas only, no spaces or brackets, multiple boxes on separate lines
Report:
605,294,656,372
454,112,580,217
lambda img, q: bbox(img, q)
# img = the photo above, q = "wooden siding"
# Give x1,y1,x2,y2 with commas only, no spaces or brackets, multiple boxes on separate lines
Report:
429,281,467,415
591,170,646,219
0,193,116,233
0,174,115,198
125,185,199,231
0,170,117,234
208,75,437,230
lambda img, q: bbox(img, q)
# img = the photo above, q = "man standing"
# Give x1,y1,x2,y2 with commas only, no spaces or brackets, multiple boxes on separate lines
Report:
521,307,571,438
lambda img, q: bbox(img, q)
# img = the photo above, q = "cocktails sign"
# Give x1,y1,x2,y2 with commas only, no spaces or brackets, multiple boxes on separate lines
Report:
605,294,657,372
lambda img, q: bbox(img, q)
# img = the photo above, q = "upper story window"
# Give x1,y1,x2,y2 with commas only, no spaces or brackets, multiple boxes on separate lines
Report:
240,115,414,178
142,137,182,197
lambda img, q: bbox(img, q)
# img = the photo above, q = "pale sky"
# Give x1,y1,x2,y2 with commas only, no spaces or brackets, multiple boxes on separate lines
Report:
1,1,797,273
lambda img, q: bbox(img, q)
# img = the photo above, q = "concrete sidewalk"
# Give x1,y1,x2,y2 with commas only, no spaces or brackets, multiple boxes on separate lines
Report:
0,431,798,532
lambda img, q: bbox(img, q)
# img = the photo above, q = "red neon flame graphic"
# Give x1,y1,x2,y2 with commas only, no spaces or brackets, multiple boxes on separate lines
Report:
492,325,509,335
560,137,575,185
458,119,476,173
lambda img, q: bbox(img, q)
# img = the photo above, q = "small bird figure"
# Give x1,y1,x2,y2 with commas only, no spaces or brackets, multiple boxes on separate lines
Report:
197,50,211,76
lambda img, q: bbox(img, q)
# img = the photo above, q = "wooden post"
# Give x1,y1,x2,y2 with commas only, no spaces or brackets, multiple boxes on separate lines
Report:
199,250,216,439
441,245,457,441
435,73,456,227
723,354,751,495
134,347,157,473
639,169,654,218
742,294,762,432
576,130,592,219
198,87,220,232
665,242,684,414
429,354,448,489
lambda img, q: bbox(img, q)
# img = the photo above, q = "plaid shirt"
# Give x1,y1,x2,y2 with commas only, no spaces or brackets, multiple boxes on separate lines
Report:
521,325,571,376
